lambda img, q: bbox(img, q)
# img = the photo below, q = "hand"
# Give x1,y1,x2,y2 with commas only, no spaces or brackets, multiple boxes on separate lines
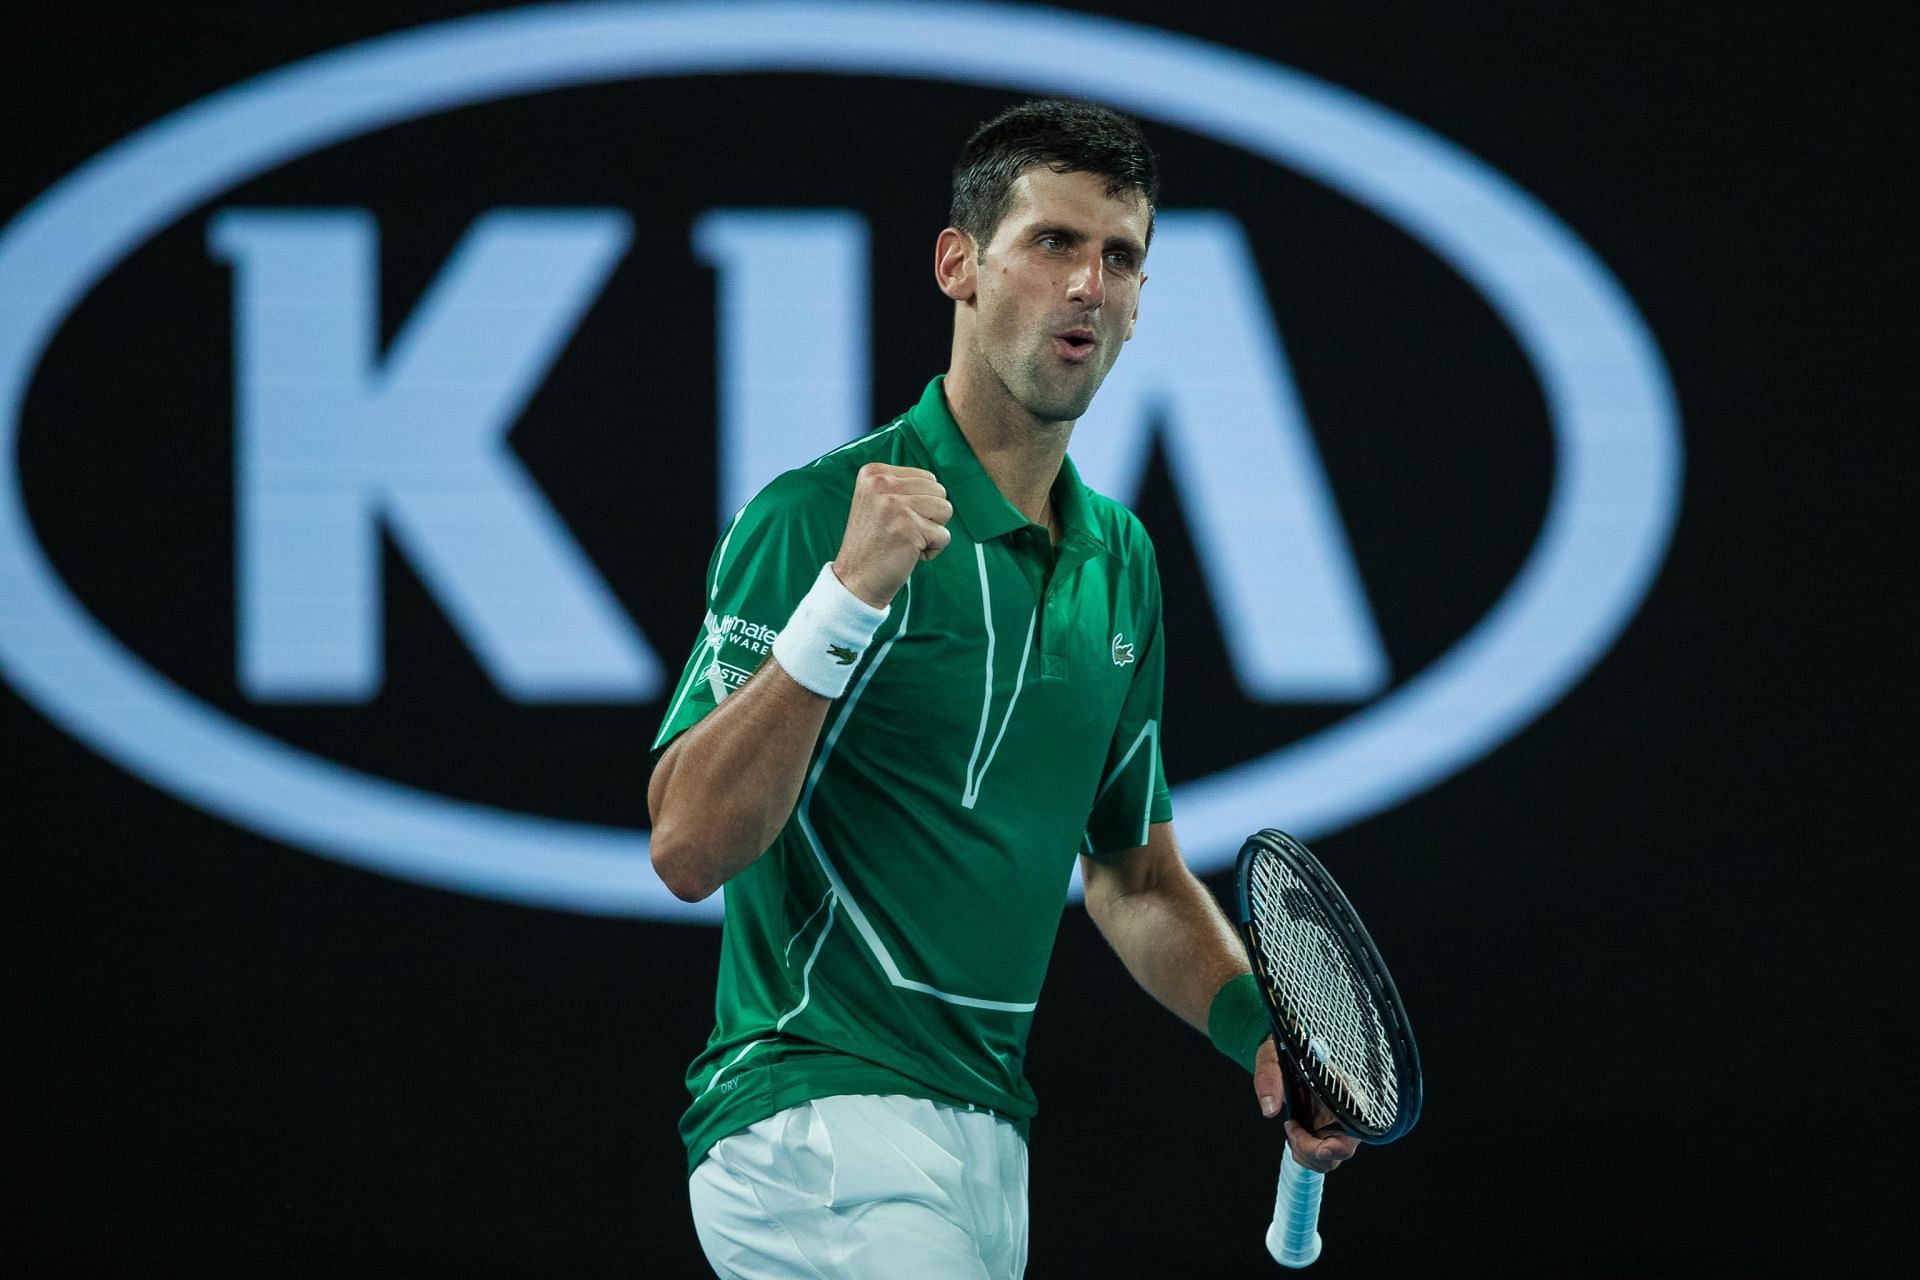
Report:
832,464,954,607
1254,1037,1360,1174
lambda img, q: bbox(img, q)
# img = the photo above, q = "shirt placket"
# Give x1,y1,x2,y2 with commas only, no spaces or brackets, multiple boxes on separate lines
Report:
1007,526,1097,685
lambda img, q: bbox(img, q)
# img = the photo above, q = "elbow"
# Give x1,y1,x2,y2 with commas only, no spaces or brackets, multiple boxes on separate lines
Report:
647,749,716,902
649,823,720,903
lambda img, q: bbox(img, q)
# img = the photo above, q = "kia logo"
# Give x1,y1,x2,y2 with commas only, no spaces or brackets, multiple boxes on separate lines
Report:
0,2,1681,919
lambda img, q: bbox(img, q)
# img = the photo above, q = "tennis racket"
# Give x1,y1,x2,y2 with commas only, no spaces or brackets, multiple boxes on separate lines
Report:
1234,828,1422,1268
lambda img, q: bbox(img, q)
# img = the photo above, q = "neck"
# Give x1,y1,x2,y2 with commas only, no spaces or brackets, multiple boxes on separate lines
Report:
943,363,1072,528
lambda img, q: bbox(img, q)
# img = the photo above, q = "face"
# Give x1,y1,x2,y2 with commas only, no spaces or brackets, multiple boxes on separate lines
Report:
951,166,1149,425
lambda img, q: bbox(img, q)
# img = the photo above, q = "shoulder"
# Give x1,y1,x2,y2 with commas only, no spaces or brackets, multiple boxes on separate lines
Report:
1080,487,1160,577
797,414,917,485
729,417,914,532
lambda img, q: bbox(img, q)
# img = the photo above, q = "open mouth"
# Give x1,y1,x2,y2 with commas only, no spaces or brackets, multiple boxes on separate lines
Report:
1054,330,1096,360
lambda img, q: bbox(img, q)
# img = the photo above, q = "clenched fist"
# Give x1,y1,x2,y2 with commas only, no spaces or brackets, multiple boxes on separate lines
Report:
832,464,954,608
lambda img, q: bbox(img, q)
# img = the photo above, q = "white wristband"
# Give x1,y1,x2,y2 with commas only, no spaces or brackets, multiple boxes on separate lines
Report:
772,563,890,698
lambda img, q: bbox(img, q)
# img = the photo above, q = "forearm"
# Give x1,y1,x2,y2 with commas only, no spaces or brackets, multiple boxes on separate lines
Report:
1083,824,1250,1034
647,659,831,901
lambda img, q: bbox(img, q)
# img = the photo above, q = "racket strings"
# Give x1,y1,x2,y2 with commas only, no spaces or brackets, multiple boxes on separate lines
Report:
1249,855,1400,1133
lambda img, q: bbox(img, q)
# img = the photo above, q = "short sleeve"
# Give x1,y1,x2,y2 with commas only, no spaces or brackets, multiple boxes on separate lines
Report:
651,472,847,758
1082,546,1173,858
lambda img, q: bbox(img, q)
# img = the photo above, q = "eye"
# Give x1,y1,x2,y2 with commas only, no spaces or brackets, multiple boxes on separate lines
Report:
1105,250,1135,270
1039,234,1066,251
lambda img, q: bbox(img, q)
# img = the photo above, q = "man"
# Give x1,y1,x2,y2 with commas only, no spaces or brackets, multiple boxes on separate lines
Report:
648,99,1356,1278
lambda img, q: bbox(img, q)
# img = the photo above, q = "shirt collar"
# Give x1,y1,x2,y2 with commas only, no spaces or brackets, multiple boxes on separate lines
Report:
904,376,1112,558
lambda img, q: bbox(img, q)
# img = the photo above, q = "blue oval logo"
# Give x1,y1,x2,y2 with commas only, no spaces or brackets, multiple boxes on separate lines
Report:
0,1,1680,919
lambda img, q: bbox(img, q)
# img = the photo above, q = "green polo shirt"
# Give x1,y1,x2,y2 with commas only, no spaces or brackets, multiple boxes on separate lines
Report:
653,376,1172,1173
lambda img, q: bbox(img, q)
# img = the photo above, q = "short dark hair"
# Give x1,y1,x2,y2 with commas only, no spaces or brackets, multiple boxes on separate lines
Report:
949,98,1159,252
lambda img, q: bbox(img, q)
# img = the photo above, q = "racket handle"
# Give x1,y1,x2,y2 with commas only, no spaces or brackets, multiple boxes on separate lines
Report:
1266,1145,1325,1267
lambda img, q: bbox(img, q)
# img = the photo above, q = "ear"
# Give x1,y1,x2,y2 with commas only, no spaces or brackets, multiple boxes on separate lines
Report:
1124,272,1146,342
935,227,977,302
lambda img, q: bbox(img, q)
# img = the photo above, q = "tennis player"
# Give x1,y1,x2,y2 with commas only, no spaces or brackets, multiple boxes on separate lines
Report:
648,99,1357,1279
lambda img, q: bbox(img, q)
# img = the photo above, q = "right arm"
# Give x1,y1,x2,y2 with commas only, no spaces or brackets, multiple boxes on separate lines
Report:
647,463,952,901
647,658,832,902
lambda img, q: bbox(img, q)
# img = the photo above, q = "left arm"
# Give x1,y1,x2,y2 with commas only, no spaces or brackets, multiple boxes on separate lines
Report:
1082,821,1359,1173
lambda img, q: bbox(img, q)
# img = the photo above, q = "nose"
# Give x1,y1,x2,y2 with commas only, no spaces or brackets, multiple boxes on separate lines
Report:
1067,249,1105,308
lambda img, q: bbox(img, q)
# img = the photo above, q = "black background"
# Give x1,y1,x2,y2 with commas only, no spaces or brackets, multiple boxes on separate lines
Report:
2,2,1903,1275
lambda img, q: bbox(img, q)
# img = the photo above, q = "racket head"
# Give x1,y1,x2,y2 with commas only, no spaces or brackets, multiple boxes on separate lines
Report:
1234,828,1423,1145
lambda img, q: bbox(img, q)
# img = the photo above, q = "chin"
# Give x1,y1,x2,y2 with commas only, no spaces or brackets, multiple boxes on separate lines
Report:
998,351,1106,423
1018,376,1103,425
1039,383,1102,424
1017,399,1087,426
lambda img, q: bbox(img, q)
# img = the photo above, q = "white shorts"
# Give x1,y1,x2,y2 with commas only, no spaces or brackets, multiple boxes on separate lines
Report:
688,1094,1029,1279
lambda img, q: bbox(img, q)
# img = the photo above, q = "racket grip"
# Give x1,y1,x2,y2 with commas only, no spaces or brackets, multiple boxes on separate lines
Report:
1266,1146,1325,1267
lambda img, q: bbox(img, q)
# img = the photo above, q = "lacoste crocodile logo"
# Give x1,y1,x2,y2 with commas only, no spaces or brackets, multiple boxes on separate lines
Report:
828,644,857,666
1112,634,1135,667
